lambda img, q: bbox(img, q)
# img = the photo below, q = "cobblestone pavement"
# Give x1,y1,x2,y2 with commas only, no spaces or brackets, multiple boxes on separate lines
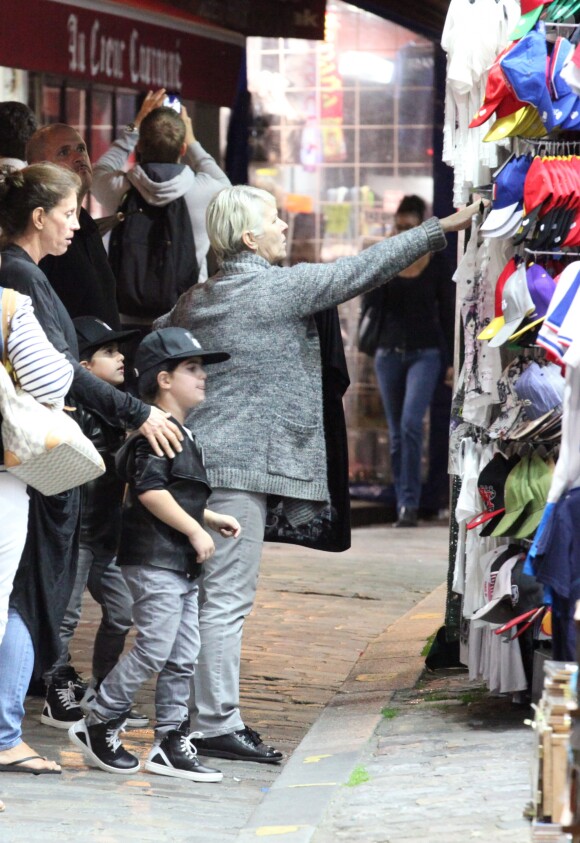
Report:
310,669,533,843
0,524,451,842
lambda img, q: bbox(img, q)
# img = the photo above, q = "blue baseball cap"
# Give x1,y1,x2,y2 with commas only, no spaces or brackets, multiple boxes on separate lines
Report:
480,155,532,232
549,37,580,126
549,36,574,99
501,23,556,133
513,360,564,420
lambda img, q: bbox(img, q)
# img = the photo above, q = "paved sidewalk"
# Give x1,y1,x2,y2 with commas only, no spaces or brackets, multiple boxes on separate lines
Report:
0,522,536,842
237,575,533,843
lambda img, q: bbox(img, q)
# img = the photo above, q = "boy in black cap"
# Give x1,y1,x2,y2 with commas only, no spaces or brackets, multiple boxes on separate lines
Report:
69,327,240,783
42,317,149,730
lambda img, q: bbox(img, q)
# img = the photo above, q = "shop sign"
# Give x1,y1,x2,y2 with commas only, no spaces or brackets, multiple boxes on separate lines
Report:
0,0,244,106
155,0,327,40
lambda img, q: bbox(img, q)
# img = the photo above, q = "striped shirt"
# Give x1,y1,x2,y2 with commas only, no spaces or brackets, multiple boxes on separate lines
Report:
6,295,73,407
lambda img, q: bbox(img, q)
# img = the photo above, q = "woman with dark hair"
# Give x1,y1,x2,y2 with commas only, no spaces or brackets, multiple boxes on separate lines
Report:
0,163,180,776
370,194,455,527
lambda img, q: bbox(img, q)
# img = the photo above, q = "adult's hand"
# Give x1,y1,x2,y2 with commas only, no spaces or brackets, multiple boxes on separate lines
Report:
135,89,167,129
181,104,196,146
139,405,183,458
439,199,489,233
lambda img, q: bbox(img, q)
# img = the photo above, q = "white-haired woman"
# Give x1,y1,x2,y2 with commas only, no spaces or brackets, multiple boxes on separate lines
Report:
158,184,482,764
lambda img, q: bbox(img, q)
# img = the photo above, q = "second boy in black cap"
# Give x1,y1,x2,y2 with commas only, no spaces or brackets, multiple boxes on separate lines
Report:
41,317,148,730
69,328,240,782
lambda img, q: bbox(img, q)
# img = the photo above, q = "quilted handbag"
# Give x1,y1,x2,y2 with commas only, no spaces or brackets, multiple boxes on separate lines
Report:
0,287,105,496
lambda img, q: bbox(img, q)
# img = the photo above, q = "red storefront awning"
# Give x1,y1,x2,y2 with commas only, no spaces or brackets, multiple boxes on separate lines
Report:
0,0,244,106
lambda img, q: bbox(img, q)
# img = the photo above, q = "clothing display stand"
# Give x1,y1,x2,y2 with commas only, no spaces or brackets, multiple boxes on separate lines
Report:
439,3,580,837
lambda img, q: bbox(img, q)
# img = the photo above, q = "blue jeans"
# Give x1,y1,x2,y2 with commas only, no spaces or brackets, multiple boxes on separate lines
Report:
374,347,442,511
0,609,35,750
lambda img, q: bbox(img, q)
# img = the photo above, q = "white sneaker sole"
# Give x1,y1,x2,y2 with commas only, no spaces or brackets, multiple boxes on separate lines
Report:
41,712,83,730
68,723,141,775
144,759,223,783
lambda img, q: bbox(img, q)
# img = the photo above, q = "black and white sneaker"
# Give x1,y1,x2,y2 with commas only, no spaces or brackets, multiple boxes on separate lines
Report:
145,727,223,783
68,715,140,774
41,678,83,729
80,679,149,729
66,665,89,703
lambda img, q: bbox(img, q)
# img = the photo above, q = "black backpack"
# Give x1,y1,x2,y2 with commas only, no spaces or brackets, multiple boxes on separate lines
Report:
108,186,199,318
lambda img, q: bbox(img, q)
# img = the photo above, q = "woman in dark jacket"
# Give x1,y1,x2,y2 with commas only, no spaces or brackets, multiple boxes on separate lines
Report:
372,195,455,528
0,163,180,775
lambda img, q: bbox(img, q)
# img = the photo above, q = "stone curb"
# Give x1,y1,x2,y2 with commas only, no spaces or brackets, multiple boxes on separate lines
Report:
236,582,447,843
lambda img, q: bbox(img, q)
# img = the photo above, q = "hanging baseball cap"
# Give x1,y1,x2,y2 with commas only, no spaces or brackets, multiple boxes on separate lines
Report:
548,36,580,126
472,555,544,624
478,258,518,341
73,316,140,357
514,157,555,245
512,454,553,538
560,43,580,94
480,155,532,233
513,360,565,419
509,0,554,41
469,47,527,128
483,105,547,142
508,264,556,340
501,23,556,132
491,456,533,536
549,36,574,99
466,453,520,533
134,327,230,379
547,0,580,23
488,263,536,347
509,406,561,440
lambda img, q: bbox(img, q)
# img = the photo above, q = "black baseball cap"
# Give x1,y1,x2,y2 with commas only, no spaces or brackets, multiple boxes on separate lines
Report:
134,327,230,378
466,453,520,534
73,316,141,357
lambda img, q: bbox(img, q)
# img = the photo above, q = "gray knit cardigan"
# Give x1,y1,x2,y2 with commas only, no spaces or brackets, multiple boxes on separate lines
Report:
162,217,446,504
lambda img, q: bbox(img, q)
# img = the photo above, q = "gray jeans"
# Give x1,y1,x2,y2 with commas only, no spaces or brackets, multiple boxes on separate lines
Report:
46,545,133,682
189,488,267,737
92,565,200,734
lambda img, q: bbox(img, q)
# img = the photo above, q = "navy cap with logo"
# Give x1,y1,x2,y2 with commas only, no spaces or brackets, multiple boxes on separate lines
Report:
73,316,141,357
134,327,230,379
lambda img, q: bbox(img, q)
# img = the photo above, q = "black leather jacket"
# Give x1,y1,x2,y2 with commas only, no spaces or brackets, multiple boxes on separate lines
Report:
77,404,126,553
115,418,210,579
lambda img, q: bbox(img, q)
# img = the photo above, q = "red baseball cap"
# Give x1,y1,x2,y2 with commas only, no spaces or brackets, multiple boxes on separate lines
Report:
470,46,526,128
477,258,518,340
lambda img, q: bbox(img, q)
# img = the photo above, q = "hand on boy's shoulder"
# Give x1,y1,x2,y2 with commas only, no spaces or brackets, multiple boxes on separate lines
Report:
139,406,183,458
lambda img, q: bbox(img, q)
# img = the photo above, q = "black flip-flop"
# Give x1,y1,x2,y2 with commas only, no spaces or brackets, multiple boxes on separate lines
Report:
0,755,61,775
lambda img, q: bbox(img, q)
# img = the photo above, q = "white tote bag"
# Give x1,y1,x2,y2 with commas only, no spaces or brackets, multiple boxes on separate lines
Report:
0,287,105,496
